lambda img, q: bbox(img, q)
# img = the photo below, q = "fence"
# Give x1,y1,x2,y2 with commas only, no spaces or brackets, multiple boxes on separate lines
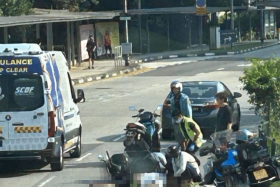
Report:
258,125,280,158
114,46,123,69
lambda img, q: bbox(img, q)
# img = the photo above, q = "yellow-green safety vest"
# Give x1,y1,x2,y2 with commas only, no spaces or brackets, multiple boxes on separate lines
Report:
179,116,203,147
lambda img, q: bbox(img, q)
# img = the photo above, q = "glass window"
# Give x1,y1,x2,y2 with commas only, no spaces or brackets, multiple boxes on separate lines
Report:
182,85,217,98
0,75,44,111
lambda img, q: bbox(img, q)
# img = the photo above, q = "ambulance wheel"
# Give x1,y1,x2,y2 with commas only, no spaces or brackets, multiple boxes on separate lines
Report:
70,135,81,158
51,144,64,171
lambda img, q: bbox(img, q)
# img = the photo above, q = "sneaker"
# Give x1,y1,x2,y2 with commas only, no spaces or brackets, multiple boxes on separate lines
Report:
92,65,94,69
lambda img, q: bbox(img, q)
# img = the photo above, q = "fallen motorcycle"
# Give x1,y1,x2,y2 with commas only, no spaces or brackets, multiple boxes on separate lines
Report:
98,150,165,177
123,105,162,152
200,129,249,187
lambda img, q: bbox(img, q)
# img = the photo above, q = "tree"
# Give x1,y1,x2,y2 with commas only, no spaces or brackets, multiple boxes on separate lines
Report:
53,0,99,12
239,57,280,137
0,0,33,16
33,0,99,12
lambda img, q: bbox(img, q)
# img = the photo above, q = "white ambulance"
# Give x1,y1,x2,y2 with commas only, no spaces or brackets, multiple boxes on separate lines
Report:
0,44,85,171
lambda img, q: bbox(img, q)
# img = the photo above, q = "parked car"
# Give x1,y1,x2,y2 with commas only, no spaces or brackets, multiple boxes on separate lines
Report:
161,81,242,139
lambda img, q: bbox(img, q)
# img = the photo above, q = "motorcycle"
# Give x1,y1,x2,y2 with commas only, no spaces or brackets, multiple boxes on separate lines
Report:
98,150,165,177
98,105,165,178
200,129,249,187
235,129,278,187
123,105,162,152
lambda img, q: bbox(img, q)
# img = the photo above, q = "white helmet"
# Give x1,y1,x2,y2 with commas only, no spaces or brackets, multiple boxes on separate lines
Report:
170,80,183,92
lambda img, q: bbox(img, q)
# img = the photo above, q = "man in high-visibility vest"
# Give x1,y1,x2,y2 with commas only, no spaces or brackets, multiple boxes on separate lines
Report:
172,109,204,154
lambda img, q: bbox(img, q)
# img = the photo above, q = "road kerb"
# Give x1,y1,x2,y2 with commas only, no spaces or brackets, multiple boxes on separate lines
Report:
205,53,215,56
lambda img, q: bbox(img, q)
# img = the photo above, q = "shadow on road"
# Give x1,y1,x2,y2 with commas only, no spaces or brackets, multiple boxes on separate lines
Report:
0,143,102,178
0,160,50,178
64,161,104,169
97,134,125,142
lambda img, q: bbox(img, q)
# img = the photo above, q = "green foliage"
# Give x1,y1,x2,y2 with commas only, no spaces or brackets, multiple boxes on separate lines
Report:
0,0,33,16
239,57,280,136
239,57,280,108
53,0,99,12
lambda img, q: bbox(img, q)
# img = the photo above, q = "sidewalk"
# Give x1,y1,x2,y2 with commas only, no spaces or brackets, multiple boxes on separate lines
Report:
70,58,142,85
70,40,280,86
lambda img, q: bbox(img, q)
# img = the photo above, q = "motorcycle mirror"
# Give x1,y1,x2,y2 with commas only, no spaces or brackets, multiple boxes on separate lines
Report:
139,109,144,113
129,106,136,111
98,154,105,161
199,146,211,157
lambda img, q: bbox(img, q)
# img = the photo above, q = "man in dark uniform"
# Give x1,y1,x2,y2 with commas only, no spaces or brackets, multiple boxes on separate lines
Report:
86,35,96,69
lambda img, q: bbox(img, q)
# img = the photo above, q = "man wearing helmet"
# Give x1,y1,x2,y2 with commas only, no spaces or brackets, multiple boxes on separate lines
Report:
164,80,192,151
166,144,202,185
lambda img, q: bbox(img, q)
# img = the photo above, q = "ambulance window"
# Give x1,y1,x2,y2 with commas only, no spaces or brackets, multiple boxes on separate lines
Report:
0,75,44,111
13,76,44,111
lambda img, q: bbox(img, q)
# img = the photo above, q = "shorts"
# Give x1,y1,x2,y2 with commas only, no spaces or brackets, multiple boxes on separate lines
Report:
88,51,95,59
172,118,186,142
105,45,112,51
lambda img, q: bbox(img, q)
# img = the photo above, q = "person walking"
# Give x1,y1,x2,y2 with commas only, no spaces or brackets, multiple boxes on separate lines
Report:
215,91,233,132
86,35,96,69
164,80,192,151
172,109,203,155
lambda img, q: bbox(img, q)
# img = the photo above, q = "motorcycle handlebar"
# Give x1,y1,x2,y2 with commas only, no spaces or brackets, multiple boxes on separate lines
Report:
132,115,138,118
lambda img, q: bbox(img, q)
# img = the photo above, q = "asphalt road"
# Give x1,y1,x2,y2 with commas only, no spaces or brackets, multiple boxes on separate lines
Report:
1,45,279,187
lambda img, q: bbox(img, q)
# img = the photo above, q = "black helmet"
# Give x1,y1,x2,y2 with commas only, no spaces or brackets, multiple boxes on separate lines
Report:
166,144,180,158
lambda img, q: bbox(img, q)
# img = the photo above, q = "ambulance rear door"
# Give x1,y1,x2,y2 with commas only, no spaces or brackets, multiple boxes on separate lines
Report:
0,56,49,151
8,75,49,151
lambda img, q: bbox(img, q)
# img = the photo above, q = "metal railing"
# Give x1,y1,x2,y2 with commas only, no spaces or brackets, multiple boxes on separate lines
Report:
258,125,280,158
114,46,123,69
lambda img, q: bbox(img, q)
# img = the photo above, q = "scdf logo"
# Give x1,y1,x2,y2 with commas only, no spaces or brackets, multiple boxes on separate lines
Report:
15,87,34,95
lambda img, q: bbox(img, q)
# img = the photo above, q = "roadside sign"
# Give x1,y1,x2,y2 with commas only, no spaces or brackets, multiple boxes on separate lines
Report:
220,30,237,44
196,0,207,15
120,17,131,21
121,43,132,54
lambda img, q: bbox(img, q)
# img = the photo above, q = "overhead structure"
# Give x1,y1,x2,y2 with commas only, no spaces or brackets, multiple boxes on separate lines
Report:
0,9,119,28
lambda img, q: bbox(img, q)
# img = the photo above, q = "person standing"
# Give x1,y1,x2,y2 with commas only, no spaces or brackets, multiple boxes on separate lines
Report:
104,29,112,59
215,91,233,132
164,80,192,151
86,35,96,69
